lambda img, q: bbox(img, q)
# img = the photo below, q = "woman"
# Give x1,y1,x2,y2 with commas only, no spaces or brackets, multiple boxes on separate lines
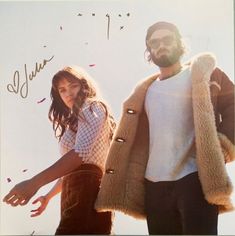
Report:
3,65,115,235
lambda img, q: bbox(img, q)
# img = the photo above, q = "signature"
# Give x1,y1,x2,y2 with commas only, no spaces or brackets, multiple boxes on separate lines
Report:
7,55,54,98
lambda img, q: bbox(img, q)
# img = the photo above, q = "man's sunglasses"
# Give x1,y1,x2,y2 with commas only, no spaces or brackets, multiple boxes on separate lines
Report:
147,35,175,49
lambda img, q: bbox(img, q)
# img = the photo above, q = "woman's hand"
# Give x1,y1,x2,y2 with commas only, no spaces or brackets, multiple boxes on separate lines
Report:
3,179,38,207
30,196,49,217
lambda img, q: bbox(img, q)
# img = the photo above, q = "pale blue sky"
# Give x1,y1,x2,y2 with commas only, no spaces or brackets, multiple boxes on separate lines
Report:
0,0,234,234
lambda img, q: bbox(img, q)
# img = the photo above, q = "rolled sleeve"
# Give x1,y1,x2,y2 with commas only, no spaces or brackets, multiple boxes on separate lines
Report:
73,101,106,158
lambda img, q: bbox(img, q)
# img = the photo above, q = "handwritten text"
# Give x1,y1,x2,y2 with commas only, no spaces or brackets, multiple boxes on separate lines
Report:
7,56,54,99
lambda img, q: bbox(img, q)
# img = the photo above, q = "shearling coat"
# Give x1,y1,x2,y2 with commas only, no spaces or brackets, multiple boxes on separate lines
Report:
95,53,235,219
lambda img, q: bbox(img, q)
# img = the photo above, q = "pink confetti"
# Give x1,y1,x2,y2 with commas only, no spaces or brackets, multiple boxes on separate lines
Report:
37,98,46,104
89,64,96,67
7,178,11,183
22,169,28,172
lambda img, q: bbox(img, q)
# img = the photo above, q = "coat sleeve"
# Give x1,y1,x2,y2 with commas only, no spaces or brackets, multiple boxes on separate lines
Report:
217,70,234,145
215,69,235,163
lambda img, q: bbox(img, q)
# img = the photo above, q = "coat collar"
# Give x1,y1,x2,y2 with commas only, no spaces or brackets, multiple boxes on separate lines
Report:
123,52,216,112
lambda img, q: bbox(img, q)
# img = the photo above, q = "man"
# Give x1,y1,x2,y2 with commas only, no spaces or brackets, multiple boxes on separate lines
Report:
95,21,235,235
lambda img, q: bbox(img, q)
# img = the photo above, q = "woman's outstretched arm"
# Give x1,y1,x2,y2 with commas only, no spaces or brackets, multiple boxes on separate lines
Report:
3,149,82,207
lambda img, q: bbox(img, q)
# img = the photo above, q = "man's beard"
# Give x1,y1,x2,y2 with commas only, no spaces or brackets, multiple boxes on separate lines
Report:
150,47,182,67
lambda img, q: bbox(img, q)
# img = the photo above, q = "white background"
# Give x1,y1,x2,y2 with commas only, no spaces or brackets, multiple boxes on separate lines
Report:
0,0,234,235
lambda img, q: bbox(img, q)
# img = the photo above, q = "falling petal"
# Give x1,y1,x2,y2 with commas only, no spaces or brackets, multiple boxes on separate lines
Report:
89,64,96,67
120,26,124,30
60,26,62,30
22,169,28,172
7,178,11,183
37,98,46,104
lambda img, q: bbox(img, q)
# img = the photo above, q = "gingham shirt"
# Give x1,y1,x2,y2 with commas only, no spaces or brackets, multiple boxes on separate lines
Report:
59,100,111,171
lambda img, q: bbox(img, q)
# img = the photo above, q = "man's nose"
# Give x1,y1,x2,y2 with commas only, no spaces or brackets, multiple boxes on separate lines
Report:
157,43,169,52
158,40,168,49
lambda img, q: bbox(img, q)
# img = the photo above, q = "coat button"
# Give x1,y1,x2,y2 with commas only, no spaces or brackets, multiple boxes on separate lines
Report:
116,137,125,142
127,109,136,114
106,168,115,174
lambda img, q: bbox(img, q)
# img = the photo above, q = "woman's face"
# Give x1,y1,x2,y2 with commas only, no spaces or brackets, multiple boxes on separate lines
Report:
57,78,81,109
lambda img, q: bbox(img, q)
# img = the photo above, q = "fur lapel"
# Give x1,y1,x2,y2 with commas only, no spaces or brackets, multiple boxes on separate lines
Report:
123,74,158,112
190,53,233,212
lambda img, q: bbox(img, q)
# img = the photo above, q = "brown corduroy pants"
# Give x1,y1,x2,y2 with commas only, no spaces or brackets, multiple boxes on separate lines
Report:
55,164,112,235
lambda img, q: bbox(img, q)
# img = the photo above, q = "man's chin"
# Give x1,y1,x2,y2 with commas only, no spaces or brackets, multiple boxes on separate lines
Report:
153,57,173,67
152,53,181,67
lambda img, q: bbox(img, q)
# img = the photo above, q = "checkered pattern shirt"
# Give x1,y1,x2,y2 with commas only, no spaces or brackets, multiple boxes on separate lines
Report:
59,100,111,171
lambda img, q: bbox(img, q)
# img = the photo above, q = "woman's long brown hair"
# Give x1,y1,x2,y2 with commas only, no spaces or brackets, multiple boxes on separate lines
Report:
48,66,116,140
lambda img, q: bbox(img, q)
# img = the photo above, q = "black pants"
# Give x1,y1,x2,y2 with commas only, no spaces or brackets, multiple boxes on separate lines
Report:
55,164,112,235
145,172,218,235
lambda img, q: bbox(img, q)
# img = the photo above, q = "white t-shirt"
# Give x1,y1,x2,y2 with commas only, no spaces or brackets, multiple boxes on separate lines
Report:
144,66,197,182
